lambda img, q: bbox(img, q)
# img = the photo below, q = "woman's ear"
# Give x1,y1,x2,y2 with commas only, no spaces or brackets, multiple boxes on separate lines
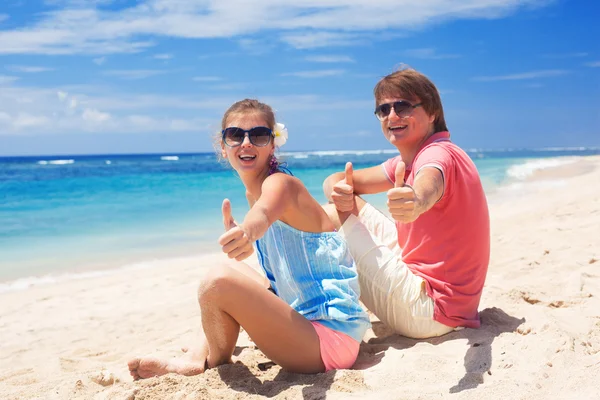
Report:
221,142,227,159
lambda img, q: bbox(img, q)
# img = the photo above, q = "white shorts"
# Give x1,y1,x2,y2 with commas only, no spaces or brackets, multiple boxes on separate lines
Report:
338,203,454,339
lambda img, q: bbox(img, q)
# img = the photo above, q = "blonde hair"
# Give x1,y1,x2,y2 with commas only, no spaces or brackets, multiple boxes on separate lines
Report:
221,99,275,131
374,67,448,133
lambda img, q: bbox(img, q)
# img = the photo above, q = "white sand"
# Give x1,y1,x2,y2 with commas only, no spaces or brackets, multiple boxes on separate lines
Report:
1,156,599,400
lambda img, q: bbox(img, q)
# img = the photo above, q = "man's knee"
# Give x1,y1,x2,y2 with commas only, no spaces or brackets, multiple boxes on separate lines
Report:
322,197,366,228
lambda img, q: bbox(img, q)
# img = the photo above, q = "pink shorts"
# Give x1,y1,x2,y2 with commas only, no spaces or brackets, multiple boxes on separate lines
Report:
310,321,360,371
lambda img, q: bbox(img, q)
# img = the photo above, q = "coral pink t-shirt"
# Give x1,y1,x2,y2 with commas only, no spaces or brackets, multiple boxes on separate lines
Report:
382,131,490,328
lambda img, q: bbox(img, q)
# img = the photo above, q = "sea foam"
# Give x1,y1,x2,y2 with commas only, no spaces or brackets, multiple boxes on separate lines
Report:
506,157,577,180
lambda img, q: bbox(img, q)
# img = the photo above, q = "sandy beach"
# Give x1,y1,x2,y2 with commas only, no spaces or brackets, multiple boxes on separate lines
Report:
1,155,599,400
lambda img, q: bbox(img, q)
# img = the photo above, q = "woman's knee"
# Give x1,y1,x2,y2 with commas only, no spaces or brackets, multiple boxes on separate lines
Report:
197,264,239,304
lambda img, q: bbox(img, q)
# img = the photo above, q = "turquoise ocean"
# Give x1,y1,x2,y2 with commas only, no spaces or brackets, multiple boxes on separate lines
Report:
1,147,599,292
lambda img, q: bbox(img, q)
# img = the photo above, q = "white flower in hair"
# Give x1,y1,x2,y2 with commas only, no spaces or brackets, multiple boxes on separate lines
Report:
273,122,288,147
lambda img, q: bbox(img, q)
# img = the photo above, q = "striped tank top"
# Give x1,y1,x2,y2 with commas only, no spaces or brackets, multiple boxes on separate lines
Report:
255,220,370,342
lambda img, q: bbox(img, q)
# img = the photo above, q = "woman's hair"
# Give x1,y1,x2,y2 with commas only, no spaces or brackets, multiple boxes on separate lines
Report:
221,99,275,131
373,67,448,133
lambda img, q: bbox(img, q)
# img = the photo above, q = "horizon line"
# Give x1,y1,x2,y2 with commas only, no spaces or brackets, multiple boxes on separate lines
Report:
1,146,600,159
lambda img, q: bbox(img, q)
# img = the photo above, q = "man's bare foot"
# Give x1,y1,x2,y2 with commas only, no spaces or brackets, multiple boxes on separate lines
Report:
127,356,207,380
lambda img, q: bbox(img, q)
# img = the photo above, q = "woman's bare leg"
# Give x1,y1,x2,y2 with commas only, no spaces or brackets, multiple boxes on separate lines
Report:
180,260,269,354
199,263,324,373
128,262,324,379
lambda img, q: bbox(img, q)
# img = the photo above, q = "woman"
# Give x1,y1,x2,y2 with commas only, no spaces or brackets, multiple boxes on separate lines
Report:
128,99,369,379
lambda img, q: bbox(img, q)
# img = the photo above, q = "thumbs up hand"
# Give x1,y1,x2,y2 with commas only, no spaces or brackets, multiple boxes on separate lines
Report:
394,161,406,188
387,161,420,223
218,199,254,261
221,198,236,231
331,162,355,212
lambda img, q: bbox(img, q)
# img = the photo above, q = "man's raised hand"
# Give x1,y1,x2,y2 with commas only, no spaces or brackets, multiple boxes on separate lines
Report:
331,162,355,212
387,161,420,223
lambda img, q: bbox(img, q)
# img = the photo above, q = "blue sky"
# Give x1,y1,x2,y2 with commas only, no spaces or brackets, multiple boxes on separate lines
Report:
0,0,598,156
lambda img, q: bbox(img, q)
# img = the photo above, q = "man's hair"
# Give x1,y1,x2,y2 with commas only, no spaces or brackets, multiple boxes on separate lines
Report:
374,67,448,132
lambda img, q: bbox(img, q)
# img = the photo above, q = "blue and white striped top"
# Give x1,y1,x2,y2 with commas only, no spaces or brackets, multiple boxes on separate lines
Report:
255,220,370,342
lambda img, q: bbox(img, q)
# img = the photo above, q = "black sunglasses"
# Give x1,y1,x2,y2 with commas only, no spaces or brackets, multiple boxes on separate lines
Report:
374,101,422,121
221,126,273,147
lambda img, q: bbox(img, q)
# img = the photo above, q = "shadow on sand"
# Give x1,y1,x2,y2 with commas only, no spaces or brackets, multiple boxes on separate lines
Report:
353,307,525,394
216,360,337,399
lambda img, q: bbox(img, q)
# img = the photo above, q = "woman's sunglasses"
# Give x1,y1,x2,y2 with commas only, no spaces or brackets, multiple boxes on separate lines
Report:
221,126,273,147
374,101,422,121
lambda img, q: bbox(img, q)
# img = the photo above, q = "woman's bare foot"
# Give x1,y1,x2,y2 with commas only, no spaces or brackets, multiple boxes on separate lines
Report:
128,344,210,380
127,356,207,380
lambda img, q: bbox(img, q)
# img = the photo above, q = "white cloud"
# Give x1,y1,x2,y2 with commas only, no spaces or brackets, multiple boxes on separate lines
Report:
153,53,173,59
281,69,345,78
585,61,600,68
403,48,461,59
13,113,50,129
6,65,54,73
0,0,553,54
193,76,222,82
198,51,237,60
472,69,569,82
93,56,106,65
542,52,588,59
128,115,155,127
208,83,247,91
103,69,166,79
82,108,111,123
281,32,364,49
0,81,372,135
237,38,274,55
169,119,197,131
0,75,19,84
305,55,355,63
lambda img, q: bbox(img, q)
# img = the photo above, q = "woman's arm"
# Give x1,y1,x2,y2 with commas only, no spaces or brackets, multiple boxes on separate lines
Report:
219,174,296,261
240,174,295,241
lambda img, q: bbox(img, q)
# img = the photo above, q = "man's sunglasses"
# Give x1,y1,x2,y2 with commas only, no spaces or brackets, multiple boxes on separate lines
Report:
374,101,422,121
221,126,273,147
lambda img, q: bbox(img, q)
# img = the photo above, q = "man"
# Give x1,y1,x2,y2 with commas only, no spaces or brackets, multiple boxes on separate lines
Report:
323,68,490,338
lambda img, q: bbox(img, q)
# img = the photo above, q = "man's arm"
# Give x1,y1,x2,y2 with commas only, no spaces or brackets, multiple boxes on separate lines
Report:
387,164,444,223
412,166,444,215
323,164,393,201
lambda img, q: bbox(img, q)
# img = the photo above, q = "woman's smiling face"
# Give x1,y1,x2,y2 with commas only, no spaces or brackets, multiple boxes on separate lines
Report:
221,112,274,176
